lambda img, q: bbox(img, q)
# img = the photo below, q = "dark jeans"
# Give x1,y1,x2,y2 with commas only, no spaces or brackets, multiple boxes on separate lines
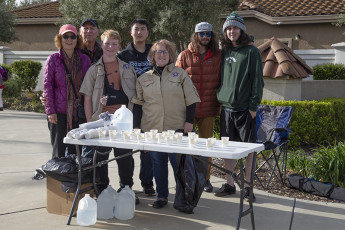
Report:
139,151,154,188
150,151,178,199
82,146,134,188
47,113,77,159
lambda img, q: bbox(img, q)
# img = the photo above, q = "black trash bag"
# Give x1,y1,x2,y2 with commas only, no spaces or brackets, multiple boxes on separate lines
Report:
329,186,345,202
173,154,208,214
287,173,334,197
42,154,93,183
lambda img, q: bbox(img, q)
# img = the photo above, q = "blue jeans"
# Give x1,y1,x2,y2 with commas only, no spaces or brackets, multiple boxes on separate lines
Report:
149,151,178,199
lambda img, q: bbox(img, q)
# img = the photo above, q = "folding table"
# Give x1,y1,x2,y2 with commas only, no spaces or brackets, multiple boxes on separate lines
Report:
63,136,264,230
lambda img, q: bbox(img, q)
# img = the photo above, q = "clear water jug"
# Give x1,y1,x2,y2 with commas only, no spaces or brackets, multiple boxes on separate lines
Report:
114,185,135,220
112,105,133,132
76,194,97,226
97,185,117,220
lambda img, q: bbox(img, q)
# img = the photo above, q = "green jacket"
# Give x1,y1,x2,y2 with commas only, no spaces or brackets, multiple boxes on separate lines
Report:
217,45,264,112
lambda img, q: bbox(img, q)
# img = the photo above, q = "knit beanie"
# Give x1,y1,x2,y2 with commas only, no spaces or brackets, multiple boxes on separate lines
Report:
223,12,246,32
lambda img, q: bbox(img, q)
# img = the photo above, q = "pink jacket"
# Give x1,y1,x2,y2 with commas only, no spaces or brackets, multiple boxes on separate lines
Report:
43,49,91,115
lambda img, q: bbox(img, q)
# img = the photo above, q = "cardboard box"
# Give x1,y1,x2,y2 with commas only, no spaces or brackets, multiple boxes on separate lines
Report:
46,177,94,216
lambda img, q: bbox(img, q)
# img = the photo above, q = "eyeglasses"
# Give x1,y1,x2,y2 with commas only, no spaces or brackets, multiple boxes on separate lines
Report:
199,32,212,37
62,34,77,40
155,50,169,55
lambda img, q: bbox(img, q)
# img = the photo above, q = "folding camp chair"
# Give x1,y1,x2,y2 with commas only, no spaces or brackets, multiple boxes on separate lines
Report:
255,105,293,190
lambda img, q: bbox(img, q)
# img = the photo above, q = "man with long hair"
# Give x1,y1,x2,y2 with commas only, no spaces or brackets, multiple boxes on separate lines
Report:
176,22,221,193
215,12,264,202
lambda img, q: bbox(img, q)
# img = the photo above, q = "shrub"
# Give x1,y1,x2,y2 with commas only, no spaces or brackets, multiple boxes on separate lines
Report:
311,142,345,188
287,149,314,177
313,63,345,80
3,78,22,97
10,60,42,91
260,99,345,149
3,91,45,113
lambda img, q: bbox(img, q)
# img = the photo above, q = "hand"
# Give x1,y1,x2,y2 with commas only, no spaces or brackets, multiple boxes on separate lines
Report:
249,110,257,119
100,96,107,105
48,113,57,124
183,122,194,134
40,95,47,106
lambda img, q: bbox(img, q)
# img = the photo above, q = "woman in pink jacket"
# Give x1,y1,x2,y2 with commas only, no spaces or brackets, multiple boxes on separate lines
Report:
43,24,91,159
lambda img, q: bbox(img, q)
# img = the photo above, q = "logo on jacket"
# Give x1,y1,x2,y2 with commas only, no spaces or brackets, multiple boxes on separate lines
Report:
173,72,179,77
124,64,130,69
226,57,237,64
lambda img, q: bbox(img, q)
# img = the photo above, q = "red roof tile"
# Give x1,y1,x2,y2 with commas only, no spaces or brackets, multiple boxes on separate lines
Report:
239,0,345,17
11,1,62,18
258,37,313,78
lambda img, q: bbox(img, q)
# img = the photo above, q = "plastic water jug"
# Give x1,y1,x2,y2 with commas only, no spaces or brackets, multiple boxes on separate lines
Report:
114,185,135,220
97,185,117,220
76,194,97,226
112,105,133,132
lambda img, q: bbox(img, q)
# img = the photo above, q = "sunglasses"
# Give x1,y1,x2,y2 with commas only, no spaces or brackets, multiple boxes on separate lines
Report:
199,32,212,37
62,34,77,40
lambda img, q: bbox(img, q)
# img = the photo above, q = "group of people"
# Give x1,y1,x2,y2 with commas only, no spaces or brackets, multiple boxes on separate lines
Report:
43,12,264,212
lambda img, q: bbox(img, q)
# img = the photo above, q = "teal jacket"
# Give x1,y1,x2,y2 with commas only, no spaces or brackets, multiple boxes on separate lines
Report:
217,45,264,112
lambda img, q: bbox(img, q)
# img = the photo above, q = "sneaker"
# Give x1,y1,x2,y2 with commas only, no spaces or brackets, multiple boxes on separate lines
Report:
152,199,168,209
143,186,155,196
204,180,213,193
214,183,236,197
244,187,256,202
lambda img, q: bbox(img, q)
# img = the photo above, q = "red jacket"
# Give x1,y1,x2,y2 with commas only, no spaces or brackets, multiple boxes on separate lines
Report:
176,43,221,118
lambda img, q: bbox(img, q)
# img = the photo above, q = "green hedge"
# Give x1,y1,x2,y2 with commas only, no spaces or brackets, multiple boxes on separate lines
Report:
313,63,345,80
10,60,42,92
261,99,345,148
213,98,345,149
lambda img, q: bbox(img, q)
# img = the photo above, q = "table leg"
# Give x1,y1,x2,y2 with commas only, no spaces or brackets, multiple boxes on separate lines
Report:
236,159,245,230
67,144,82,225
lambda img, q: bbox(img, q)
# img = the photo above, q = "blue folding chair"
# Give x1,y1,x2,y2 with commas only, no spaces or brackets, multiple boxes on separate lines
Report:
255,105,293,189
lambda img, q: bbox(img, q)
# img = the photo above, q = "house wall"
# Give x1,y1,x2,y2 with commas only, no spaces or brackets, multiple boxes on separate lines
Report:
0,24,59,51
301,80,345,100
245,18,345,50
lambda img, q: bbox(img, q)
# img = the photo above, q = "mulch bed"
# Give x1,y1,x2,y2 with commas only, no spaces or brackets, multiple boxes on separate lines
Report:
211,158,344,204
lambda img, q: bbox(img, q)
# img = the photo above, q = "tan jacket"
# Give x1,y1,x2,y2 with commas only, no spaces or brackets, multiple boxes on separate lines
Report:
80,57,137,121
131,63,200,132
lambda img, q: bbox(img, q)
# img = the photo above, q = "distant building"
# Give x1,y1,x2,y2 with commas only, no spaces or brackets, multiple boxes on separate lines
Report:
227,0,345,49
0,1,62,51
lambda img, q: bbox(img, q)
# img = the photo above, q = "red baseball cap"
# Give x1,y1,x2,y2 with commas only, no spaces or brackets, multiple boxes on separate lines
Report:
59,24,78,36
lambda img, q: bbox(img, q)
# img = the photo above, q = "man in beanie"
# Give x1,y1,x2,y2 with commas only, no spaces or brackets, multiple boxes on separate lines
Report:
215,12,264,202
176,22,221,193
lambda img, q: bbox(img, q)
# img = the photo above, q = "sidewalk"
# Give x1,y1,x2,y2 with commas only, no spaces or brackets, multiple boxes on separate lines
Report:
0,110,344,230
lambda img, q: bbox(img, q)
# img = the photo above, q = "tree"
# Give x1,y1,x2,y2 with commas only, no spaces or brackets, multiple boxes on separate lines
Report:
0,0,16,43
59,0,239,52
335,14,345,35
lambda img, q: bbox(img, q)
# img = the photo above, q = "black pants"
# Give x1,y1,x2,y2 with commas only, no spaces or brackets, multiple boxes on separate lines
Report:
47,113,78,159
83,146,134,189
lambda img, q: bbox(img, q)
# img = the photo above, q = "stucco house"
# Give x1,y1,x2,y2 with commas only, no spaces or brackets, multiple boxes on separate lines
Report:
233,0,345,49
0,1,62,51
